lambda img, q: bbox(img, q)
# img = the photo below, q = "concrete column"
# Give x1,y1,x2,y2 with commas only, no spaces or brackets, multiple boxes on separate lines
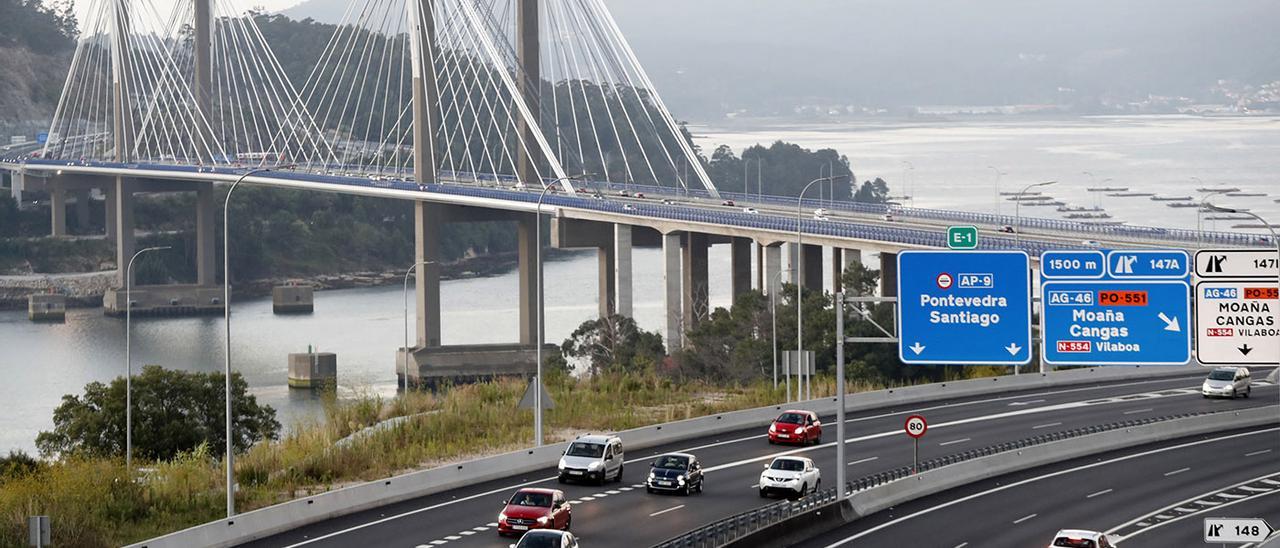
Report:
517,214,538,345
614,224,632,317
414,201,442,348
682,232,709,340
880,251,899,297
597,243,616,318
730,237,752,299
755,243,765,292
113,177,135,287
662,232,682,349
801,243,822,291
195,183,216,286
515,0,540,185
844,249,864,295
50,185,66,237
832,248,843,294
785,243,799,284
763,243,783,297
104,183,117,243
73,190,90,231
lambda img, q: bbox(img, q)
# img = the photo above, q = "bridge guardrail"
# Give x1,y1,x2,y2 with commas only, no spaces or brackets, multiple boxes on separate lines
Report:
654,406,1278,548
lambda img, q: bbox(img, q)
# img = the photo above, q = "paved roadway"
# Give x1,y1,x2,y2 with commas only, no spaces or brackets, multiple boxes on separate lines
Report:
796,423,1280,548
242,373,1275,548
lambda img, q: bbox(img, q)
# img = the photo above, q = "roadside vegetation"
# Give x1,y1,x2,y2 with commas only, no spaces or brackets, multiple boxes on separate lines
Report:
0,262,1007,547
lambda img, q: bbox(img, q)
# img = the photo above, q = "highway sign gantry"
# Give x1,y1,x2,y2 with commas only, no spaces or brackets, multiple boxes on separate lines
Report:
1203,517,1275,544
897,250,1032,365
1040,249,1192,366
1194,249,1280,367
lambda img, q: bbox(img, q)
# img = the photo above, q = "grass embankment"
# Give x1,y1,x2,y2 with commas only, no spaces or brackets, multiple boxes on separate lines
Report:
0,372,857,547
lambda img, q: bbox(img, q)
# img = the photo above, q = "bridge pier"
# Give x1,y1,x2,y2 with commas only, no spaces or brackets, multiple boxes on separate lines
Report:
614,224,633,317
730,237,752,299
196,182,217,286
682,232,710,344
662,231,682,348
800,243,822,290
517,214,538,344
879,251,898,297
597,240,616,317
49,184,66,237
761,242,783,297
112,177,135,288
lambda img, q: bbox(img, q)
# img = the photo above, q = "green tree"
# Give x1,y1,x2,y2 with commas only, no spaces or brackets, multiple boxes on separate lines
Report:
36,366,280,461
675,290,774,382
560,314,666,376
853,177,891,203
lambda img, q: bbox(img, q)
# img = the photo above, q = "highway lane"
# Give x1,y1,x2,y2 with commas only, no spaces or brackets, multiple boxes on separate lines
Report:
795,422,1280,548
240,373,1273,548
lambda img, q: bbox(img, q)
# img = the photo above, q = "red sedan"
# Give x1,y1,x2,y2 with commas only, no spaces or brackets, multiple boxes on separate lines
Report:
498,488,571,536
768,410,822,445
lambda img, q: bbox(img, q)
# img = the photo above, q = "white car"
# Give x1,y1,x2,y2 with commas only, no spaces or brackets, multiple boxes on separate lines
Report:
743,207,759,214
758,456,819,498
1202,367,1251,399
1048,529,1114,548
509,530,579,548
813,208,829,217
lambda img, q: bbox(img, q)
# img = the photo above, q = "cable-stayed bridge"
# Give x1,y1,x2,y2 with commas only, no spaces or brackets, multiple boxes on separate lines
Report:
0,0,1266,380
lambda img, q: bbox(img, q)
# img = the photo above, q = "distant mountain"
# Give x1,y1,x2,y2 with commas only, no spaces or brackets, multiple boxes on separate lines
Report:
275,0,1280,120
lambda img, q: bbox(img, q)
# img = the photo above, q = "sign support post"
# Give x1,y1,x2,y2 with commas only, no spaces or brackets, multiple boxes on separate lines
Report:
835,292,846,498
904,414,927,474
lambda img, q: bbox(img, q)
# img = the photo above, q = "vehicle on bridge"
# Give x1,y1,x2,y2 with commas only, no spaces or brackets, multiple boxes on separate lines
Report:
1201,367,1251,399
646,452,704,495
508,529,579,548
1048,529,1114,548
768,410,822,445
759,456,820,498
557,435,625,485
497,488,571,536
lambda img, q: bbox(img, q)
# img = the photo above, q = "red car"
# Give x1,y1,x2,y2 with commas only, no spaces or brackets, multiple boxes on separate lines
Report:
498,488,571,536
768,410,822,445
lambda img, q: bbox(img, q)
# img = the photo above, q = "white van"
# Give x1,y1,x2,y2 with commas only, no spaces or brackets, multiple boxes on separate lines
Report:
557,435,624,485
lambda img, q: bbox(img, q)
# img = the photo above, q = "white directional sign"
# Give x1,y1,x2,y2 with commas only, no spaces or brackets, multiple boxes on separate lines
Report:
1204,517,1274,543
1196,281,1280,365
1196,249,1280,279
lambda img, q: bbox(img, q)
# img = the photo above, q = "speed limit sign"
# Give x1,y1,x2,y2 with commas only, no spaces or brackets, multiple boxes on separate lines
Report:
905,415,927,439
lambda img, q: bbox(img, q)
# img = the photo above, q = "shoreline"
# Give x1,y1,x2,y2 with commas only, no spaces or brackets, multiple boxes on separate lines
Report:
0,248,585,311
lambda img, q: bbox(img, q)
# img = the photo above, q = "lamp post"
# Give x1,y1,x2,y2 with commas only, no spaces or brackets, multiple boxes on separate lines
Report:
124,245,170,472
1204,201,1278,415
533,175,581,446
988,166,1005,215
797,175,845,401
402,260,436,393
223,165,286,518
1197,186,1230,249
1014,181,1057,249
769,268,792,397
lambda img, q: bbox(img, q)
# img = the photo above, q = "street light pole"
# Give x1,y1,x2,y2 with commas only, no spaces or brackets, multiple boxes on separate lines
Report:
835,291,846,498
402,260,435,394
124,245,170,472
1197,186,1230,249
223,165,285,518
797,175,843,401
1014,181,1057,249
1205,202,1279,418
988,166,1004,215
770,268,791,398
533,175,580,446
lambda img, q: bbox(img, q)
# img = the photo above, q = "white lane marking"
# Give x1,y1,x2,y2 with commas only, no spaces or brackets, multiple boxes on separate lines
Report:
429,541,447,546
1220,493,1247,499
1008,399,1045,406
1013,514,1037,524
821,428,1280,548
649,504,685,517
1113,481,1280,544
485,522,497,527
1087,489,1113,499
1164,467,1190,477
954,543,969,548
280,378,1208,547
444,535,461,540
1123,408,1153,415
1033,422,1063,429
849,457,879,466
1263,479,1280,486
939,438,970,447
631,484,645,488
619,487,634,491
1194,500,1221,506
606,490,621,495
471,527,487,531
1240,486,1273,493
459,531,475,536
1246,449,1272,457
580,496,596,501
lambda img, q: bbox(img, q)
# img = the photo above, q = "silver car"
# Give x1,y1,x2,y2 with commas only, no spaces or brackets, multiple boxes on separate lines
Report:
1202,367,1251,399
557,435,624,485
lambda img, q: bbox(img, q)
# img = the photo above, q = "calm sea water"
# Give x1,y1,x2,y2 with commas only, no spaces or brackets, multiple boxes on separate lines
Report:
2,116,1276,453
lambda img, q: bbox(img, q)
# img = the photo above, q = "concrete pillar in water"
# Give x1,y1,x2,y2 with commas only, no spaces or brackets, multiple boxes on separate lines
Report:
662,232,682,349
682,232,709,344
614,224,633,317
517,214,538,345
597,242,616,318
880,251,899,297
762,243,783,298
112,177,135,288
413,201,442,348
196,182,216,286
730,237,752,299
50,184,66,237
801,244,822,291
288,352,337,389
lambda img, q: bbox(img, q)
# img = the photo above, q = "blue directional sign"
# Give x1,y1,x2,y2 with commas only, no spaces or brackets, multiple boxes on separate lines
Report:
1040,249,1191,366
897,251,1032,365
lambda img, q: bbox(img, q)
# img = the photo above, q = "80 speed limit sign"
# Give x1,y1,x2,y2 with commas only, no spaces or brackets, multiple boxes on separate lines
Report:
905,415,927,438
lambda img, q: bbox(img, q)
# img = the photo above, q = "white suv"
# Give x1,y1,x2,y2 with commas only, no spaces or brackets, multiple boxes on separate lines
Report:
1202,367,1251,399
557,435,624,485
758,456,820,498
1048,529,1113,548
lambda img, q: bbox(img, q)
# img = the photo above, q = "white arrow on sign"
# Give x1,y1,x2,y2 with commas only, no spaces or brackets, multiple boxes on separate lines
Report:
1204,517,1274,543
909,342,926,355
1157,312,1181,332
1005,343,1022,356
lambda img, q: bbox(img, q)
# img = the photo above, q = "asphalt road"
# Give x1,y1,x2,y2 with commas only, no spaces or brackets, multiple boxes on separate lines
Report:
795,421,1280,548
242,373,1276,548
